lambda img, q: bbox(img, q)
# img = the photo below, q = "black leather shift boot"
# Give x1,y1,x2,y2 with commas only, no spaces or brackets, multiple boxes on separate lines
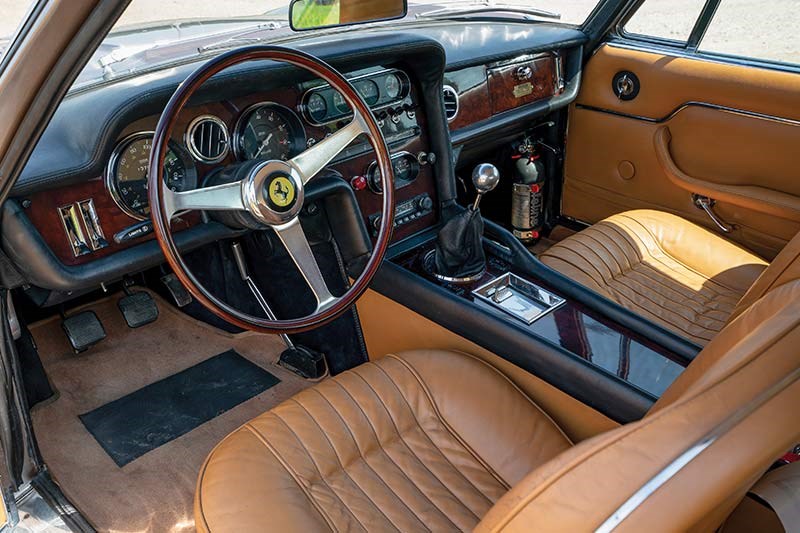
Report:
434,208,486,278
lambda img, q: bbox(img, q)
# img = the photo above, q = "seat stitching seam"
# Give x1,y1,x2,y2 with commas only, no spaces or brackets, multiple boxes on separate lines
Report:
365,361,505,499
570,230,633,275
243,423,337,532
309,387,433,532
430,349,574,445
597,222,735,303
568,237,628,284
540,251,611,291
349,368,484,521
634,262,739,307
602,276,725,334
384,354,518,490
606,268,730,326
289,397,401,532
580,226,729,305
543,251,718,339
325,380,451,530
616,214,757,294
269,411,369,531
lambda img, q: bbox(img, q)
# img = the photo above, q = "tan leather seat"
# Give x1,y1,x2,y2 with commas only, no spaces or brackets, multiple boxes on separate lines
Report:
540,210,769,345
195,350,572,532
196,280,800,532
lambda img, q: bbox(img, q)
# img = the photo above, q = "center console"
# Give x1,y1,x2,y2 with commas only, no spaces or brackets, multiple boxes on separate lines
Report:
377,163,692,423
392,237,686,401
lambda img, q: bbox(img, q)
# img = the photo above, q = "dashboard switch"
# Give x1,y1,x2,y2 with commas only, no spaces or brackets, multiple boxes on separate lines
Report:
350,175,368,191
114,220,154,244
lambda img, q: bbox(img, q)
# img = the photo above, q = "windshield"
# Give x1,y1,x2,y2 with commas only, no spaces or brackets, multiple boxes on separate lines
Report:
0,0,599,91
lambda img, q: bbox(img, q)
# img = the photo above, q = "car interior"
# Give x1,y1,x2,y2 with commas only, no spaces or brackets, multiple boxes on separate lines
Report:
0,0,798,531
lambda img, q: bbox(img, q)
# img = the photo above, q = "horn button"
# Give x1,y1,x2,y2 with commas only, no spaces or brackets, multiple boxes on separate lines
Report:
243,160,305,225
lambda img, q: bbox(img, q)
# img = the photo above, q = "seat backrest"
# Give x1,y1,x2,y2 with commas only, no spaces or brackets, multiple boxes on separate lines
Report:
729,228,800,322
476,280,800,532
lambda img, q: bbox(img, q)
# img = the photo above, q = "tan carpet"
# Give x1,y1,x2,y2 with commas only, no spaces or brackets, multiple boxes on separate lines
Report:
30,290,313,533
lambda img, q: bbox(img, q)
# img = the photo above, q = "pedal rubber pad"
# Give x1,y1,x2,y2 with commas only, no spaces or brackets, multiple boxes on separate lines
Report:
62,311,106,353
279,346,327,379
161,273,192,307
118,291,159,329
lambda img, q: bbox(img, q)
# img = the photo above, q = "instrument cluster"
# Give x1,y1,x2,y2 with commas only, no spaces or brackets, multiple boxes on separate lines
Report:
105,68,414,220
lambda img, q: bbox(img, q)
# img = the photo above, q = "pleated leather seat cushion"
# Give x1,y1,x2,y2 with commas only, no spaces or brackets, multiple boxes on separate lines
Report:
195,349,572,533
540,210,768,345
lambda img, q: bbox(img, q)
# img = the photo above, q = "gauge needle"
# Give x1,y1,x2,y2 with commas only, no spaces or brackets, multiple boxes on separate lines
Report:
255,133,274,158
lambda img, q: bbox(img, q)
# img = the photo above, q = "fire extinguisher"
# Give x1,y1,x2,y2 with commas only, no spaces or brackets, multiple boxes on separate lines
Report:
511,140,546,243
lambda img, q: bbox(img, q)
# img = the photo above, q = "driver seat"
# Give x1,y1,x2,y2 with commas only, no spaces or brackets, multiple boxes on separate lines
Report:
195,281,800,532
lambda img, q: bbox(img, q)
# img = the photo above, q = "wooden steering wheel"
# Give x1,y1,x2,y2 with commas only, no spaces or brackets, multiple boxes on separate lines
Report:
148,46,395,334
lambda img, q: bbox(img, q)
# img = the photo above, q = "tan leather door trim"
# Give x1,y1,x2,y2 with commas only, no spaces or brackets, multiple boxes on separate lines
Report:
654,126,800,222
562,44,800,259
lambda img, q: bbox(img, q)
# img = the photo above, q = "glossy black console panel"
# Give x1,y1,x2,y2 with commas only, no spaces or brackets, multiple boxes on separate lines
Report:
393,239,685,399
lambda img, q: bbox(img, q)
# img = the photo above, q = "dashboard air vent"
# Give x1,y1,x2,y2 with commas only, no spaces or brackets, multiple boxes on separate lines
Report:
442,85,459,122
186,115,229,163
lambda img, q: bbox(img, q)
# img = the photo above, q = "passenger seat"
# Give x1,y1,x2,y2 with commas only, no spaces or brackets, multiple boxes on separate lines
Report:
540,210,800,345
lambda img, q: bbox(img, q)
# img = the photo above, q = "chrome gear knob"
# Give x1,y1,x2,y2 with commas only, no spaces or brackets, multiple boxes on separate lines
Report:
471,163,500,210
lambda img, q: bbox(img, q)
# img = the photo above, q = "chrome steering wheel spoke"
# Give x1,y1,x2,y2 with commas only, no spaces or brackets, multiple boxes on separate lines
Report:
163,180,246,219
289,111,369,184
273,218,337,312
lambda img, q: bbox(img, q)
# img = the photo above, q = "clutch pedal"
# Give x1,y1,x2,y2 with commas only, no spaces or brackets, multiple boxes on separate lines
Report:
62,311,106,353
118,291,159,328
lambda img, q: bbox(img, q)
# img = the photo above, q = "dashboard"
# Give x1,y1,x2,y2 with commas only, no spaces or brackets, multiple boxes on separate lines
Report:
3,23,587,297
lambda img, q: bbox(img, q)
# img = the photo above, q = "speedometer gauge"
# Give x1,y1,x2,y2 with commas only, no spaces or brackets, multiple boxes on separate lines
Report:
234,103,306,161
106,132,197,220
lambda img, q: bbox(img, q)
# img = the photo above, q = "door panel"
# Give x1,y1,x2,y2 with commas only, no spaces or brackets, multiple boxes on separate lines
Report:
562,44,800,259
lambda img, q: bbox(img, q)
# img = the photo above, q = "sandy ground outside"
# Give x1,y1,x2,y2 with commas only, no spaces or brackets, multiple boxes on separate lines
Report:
0,0,798,63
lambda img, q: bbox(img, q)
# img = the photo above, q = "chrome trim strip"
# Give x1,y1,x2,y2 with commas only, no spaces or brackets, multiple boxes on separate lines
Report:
577,101,800,127
596,365,800,532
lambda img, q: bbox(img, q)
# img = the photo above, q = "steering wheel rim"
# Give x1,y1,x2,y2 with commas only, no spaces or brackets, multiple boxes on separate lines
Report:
148,45,395,334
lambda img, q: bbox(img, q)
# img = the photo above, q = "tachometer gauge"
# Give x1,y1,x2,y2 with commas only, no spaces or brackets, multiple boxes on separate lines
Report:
106,132,197,220
234,103,306,161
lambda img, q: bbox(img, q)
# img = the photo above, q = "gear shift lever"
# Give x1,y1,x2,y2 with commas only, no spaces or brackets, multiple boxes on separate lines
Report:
432,163,500,280
471,163,500,211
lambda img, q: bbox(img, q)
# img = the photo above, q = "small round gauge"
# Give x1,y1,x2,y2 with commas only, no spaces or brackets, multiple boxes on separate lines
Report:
234,103,306,161
305,93,328,123
106,133,197,220
366,152,420,193
332,91,350,114
355,79,380,106
384,73,402,99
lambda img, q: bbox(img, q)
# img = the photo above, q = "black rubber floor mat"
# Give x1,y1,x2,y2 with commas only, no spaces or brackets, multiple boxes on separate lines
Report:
79,350,280,467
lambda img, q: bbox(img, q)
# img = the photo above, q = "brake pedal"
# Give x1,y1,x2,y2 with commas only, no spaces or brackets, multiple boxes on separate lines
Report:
161,273,192,307
118,291,159,328
62,311,106,353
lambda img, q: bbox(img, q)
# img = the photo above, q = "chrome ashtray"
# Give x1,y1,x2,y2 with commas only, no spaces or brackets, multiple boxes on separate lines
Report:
472,273,565,324
422,250,486,284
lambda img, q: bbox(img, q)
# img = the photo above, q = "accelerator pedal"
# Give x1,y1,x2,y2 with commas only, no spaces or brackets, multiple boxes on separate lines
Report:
161,273,192,307
279,346,328,380
118,291,159,328
62,311,106,353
